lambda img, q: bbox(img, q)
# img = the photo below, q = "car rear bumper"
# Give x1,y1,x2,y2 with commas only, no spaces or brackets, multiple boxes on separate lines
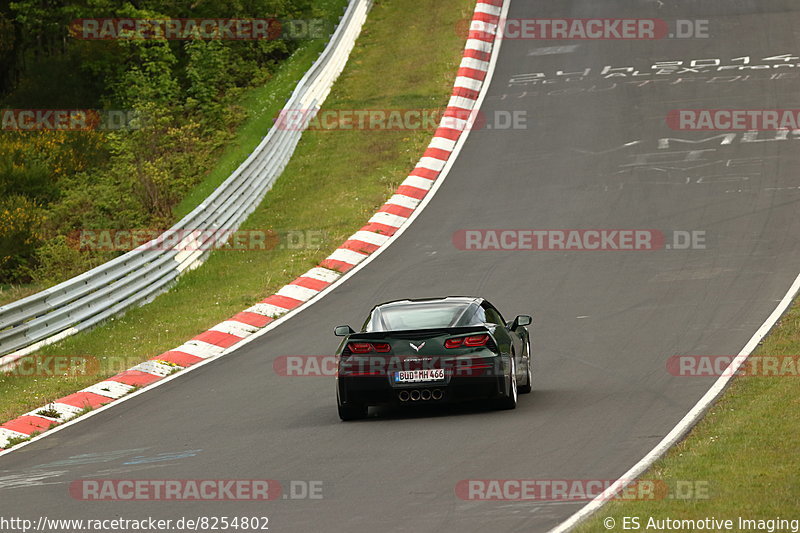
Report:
337,373,507,406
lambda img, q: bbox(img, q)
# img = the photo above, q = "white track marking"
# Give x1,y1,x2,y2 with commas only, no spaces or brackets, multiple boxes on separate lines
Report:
277,285,319,302
454,76,484,92
81,381,135,400
401,176,435,191
246,303,289,318
130,360,183,377
210,320,259,336
348,231,391,247
386,194,422,210
368,211,408,228
326,248,368,266
301,267,341,283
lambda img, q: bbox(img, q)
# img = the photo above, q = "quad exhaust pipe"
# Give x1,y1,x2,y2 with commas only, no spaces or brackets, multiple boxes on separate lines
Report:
398,389,443,402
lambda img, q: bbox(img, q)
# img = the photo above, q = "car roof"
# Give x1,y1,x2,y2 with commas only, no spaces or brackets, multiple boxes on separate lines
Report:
372,296,483,311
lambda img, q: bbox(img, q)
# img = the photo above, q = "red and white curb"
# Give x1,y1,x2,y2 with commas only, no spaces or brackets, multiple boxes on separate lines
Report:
0,0,505,451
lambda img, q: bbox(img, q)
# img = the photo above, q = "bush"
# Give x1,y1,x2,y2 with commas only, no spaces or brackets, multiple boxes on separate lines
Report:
30,235,104,287
0,195,44,282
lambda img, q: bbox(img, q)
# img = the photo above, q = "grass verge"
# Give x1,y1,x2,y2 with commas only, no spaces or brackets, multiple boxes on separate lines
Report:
0,0,475,424
0,285,38,308
575,296,800,532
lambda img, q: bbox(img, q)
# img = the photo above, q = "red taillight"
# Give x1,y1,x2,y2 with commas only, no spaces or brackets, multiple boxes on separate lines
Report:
444,337,464,349
348,342,373,353
445,334,489,349
347,342,391,353
464,334,489,347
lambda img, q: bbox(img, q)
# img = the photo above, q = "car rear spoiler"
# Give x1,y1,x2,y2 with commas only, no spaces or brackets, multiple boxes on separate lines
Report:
346,325,493,341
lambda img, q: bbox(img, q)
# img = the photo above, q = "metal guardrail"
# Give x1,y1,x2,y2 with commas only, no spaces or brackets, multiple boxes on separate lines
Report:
0,0,372,365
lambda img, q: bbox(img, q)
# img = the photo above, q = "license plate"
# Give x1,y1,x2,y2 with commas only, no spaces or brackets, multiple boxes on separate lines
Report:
393,369,445,383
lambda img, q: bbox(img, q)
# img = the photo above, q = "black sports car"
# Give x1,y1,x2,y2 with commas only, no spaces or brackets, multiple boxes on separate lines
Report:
334,296,533,420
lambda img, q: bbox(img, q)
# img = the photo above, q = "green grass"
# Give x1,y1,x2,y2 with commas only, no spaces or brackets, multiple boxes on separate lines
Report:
4,432,38,448
0,0,476,424
0,284,38,308
576,298,800,532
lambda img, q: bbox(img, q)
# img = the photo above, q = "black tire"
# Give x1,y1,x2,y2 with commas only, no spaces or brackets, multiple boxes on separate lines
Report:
494,356,518,410
338,402,368,421
519,342,533,394
337,389,367,420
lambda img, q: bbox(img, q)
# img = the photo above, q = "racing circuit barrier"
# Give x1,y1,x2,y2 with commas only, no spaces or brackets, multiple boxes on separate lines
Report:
0,0,373,366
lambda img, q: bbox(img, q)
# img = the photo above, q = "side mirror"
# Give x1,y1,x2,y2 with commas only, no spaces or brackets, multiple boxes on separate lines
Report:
334,325,355,337
511,315,532,329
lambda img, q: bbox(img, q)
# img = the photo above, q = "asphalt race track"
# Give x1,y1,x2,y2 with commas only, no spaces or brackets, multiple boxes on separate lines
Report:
3,1,800,531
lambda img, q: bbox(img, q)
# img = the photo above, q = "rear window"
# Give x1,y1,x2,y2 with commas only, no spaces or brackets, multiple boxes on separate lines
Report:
365,302,475,332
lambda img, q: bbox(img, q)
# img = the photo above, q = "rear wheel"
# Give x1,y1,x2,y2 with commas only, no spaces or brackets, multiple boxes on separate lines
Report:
338,402,368,421
519,342,533,394
337,390,368,421
494,356,518,410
